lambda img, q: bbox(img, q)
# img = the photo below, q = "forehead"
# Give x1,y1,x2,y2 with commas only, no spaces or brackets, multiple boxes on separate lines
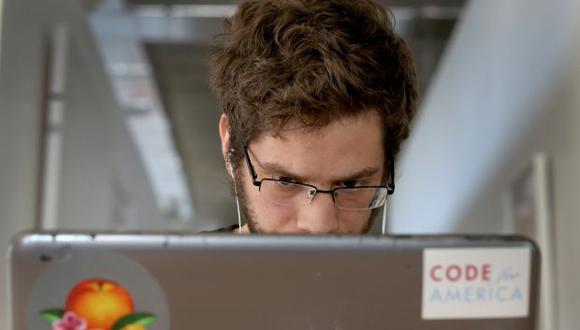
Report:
249,111,384,181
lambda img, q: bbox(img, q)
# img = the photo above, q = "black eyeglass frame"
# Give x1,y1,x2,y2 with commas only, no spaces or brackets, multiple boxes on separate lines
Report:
241,146,395,207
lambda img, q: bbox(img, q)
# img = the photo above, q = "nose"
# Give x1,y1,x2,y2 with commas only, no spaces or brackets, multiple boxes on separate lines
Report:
296,192,339,234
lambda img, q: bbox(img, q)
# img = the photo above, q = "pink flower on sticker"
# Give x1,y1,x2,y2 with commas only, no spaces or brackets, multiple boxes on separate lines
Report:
51,312,87,330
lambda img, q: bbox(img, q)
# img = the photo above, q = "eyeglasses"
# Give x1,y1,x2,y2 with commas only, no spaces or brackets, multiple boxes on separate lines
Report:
242,146,394,211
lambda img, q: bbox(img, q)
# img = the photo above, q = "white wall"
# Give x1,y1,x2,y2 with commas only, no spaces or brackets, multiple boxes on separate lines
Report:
0,0,3,65
390,0,580,328
458,46,580,330
0,0,163,327
456,27,580,330
390,0,580,233
0,0,46,326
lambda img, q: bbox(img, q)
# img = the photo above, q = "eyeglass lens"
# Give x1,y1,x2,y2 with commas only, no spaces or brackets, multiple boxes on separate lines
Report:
259,179,387,210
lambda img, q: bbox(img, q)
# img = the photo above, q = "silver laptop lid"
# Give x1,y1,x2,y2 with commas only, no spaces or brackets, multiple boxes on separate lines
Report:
9,232,539,330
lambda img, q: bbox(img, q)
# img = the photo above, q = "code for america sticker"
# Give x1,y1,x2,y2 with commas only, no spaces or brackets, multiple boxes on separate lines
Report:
422,247,531,319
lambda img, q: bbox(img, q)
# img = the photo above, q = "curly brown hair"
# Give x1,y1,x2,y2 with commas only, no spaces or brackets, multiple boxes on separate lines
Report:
209,0,418,170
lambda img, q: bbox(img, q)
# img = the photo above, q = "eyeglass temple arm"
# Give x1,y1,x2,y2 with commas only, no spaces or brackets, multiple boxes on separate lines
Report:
387,158,395,195
243,146,261,184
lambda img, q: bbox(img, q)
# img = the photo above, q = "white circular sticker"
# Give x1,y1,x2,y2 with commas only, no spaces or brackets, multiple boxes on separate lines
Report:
26,250,170,330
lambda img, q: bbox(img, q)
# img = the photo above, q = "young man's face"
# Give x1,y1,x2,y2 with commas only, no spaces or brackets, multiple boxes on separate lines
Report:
220,110,385,234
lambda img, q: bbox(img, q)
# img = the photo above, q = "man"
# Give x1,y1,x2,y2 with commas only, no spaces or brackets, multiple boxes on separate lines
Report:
209,0,418,234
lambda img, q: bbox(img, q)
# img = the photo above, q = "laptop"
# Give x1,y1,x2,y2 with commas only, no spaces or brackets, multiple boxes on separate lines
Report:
9,231,539,330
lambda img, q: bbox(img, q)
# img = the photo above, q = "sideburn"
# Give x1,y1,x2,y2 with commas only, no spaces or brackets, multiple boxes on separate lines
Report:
231,167,262,234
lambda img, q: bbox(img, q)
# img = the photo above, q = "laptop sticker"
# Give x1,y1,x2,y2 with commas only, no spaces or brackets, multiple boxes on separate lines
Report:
26,250,169,329
422,247,531,320
40,278,155,330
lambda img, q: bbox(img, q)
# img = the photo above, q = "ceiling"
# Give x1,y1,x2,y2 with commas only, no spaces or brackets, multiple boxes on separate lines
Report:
125,0,464,6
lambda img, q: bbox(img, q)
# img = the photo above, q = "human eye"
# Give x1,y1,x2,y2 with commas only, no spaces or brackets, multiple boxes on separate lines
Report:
264,177,298,191
271,176,296,185
275,179,293,187
341,180,365,188
268,177,301,193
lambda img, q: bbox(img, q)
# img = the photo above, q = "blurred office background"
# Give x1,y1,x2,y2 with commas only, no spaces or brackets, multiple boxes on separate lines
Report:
1,0,579,328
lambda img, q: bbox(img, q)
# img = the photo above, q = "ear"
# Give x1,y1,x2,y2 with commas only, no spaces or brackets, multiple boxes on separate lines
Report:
219,113,231,160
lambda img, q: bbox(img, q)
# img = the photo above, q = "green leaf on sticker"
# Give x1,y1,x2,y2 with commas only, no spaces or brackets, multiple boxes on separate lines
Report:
40,308,65,323
112,312,156,330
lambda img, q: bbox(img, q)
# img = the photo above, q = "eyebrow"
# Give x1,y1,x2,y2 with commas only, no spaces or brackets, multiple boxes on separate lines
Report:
260,162,381,185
